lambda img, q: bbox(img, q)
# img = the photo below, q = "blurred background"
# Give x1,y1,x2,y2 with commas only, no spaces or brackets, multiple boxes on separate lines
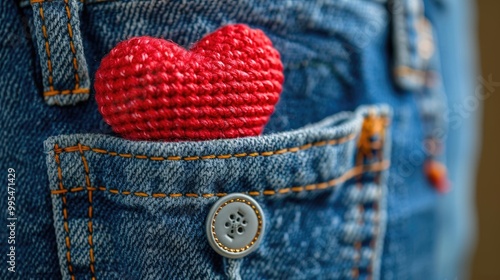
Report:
471,0,500,279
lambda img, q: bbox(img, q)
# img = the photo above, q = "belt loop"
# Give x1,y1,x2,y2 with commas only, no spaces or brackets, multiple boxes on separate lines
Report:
390,0,434,90
30,0,90,106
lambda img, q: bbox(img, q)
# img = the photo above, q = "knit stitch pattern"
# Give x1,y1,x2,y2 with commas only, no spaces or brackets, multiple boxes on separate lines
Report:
95,24,284,141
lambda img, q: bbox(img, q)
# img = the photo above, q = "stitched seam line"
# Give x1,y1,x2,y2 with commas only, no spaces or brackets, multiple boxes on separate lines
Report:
32,0,90,98
54,144,75,280
367,124,385,279
352,159,364,278
37,2,54,91
77,144,96,280
63,0,81,89
352,115,386,279
52,133,356,162
368,147,384,278
44,88,90,97
352,182,363,279
50,160,390,197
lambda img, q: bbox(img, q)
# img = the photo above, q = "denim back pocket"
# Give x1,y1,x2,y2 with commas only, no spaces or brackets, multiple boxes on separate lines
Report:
44,104,391,279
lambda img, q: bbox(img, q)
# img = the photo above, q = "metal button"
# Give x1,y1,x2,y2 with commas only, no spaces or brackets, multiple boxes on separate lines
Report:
205,193,265,259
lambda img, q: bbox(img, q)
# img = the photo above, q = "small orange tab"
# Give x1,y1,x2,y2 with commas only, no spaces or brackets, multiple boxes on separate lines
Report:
425,159,450,193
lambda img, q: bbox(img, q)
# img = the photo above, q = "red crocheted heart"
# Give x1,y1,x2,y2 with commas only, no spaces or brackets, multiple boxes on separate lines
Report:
95,24,284,141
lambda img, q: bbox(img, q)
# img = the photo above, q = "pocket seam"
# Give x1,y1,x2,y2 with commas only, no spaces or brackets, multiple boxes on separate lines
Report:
77,143,96,280
351,114,389,278
53,133,358,162
50,160,390,198
53,144,75,280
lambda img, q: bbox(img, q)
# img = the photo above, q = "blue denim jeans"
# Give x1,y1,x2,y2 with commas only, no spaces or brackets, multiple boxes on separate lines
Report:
0,0,478,279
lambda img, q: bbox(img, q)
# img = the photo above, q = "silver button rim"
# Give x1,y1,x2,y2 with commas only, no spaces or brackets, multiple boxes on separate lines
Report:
205,193,265,259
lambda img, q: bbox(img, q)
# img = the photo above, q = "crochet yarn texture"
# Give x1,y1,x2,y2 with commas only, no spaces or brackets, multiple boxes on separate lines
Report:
95,24,284,141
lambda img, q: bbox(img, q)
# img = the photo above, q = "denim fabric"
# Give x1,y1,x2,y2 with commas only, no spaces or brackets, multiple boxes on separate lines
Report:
30,0,90,106
44,105,391,279
0,0,478,279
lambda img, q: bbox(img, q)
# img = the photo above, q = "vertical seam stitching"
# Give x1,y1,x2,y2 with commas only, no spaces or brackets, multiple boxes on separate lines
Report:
78,143,96,280
352,121,366,279
352,182,364,278
38,3,54,91
54,144,75,280
351,114,387,279
368,121,386,279
63,0,81,89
